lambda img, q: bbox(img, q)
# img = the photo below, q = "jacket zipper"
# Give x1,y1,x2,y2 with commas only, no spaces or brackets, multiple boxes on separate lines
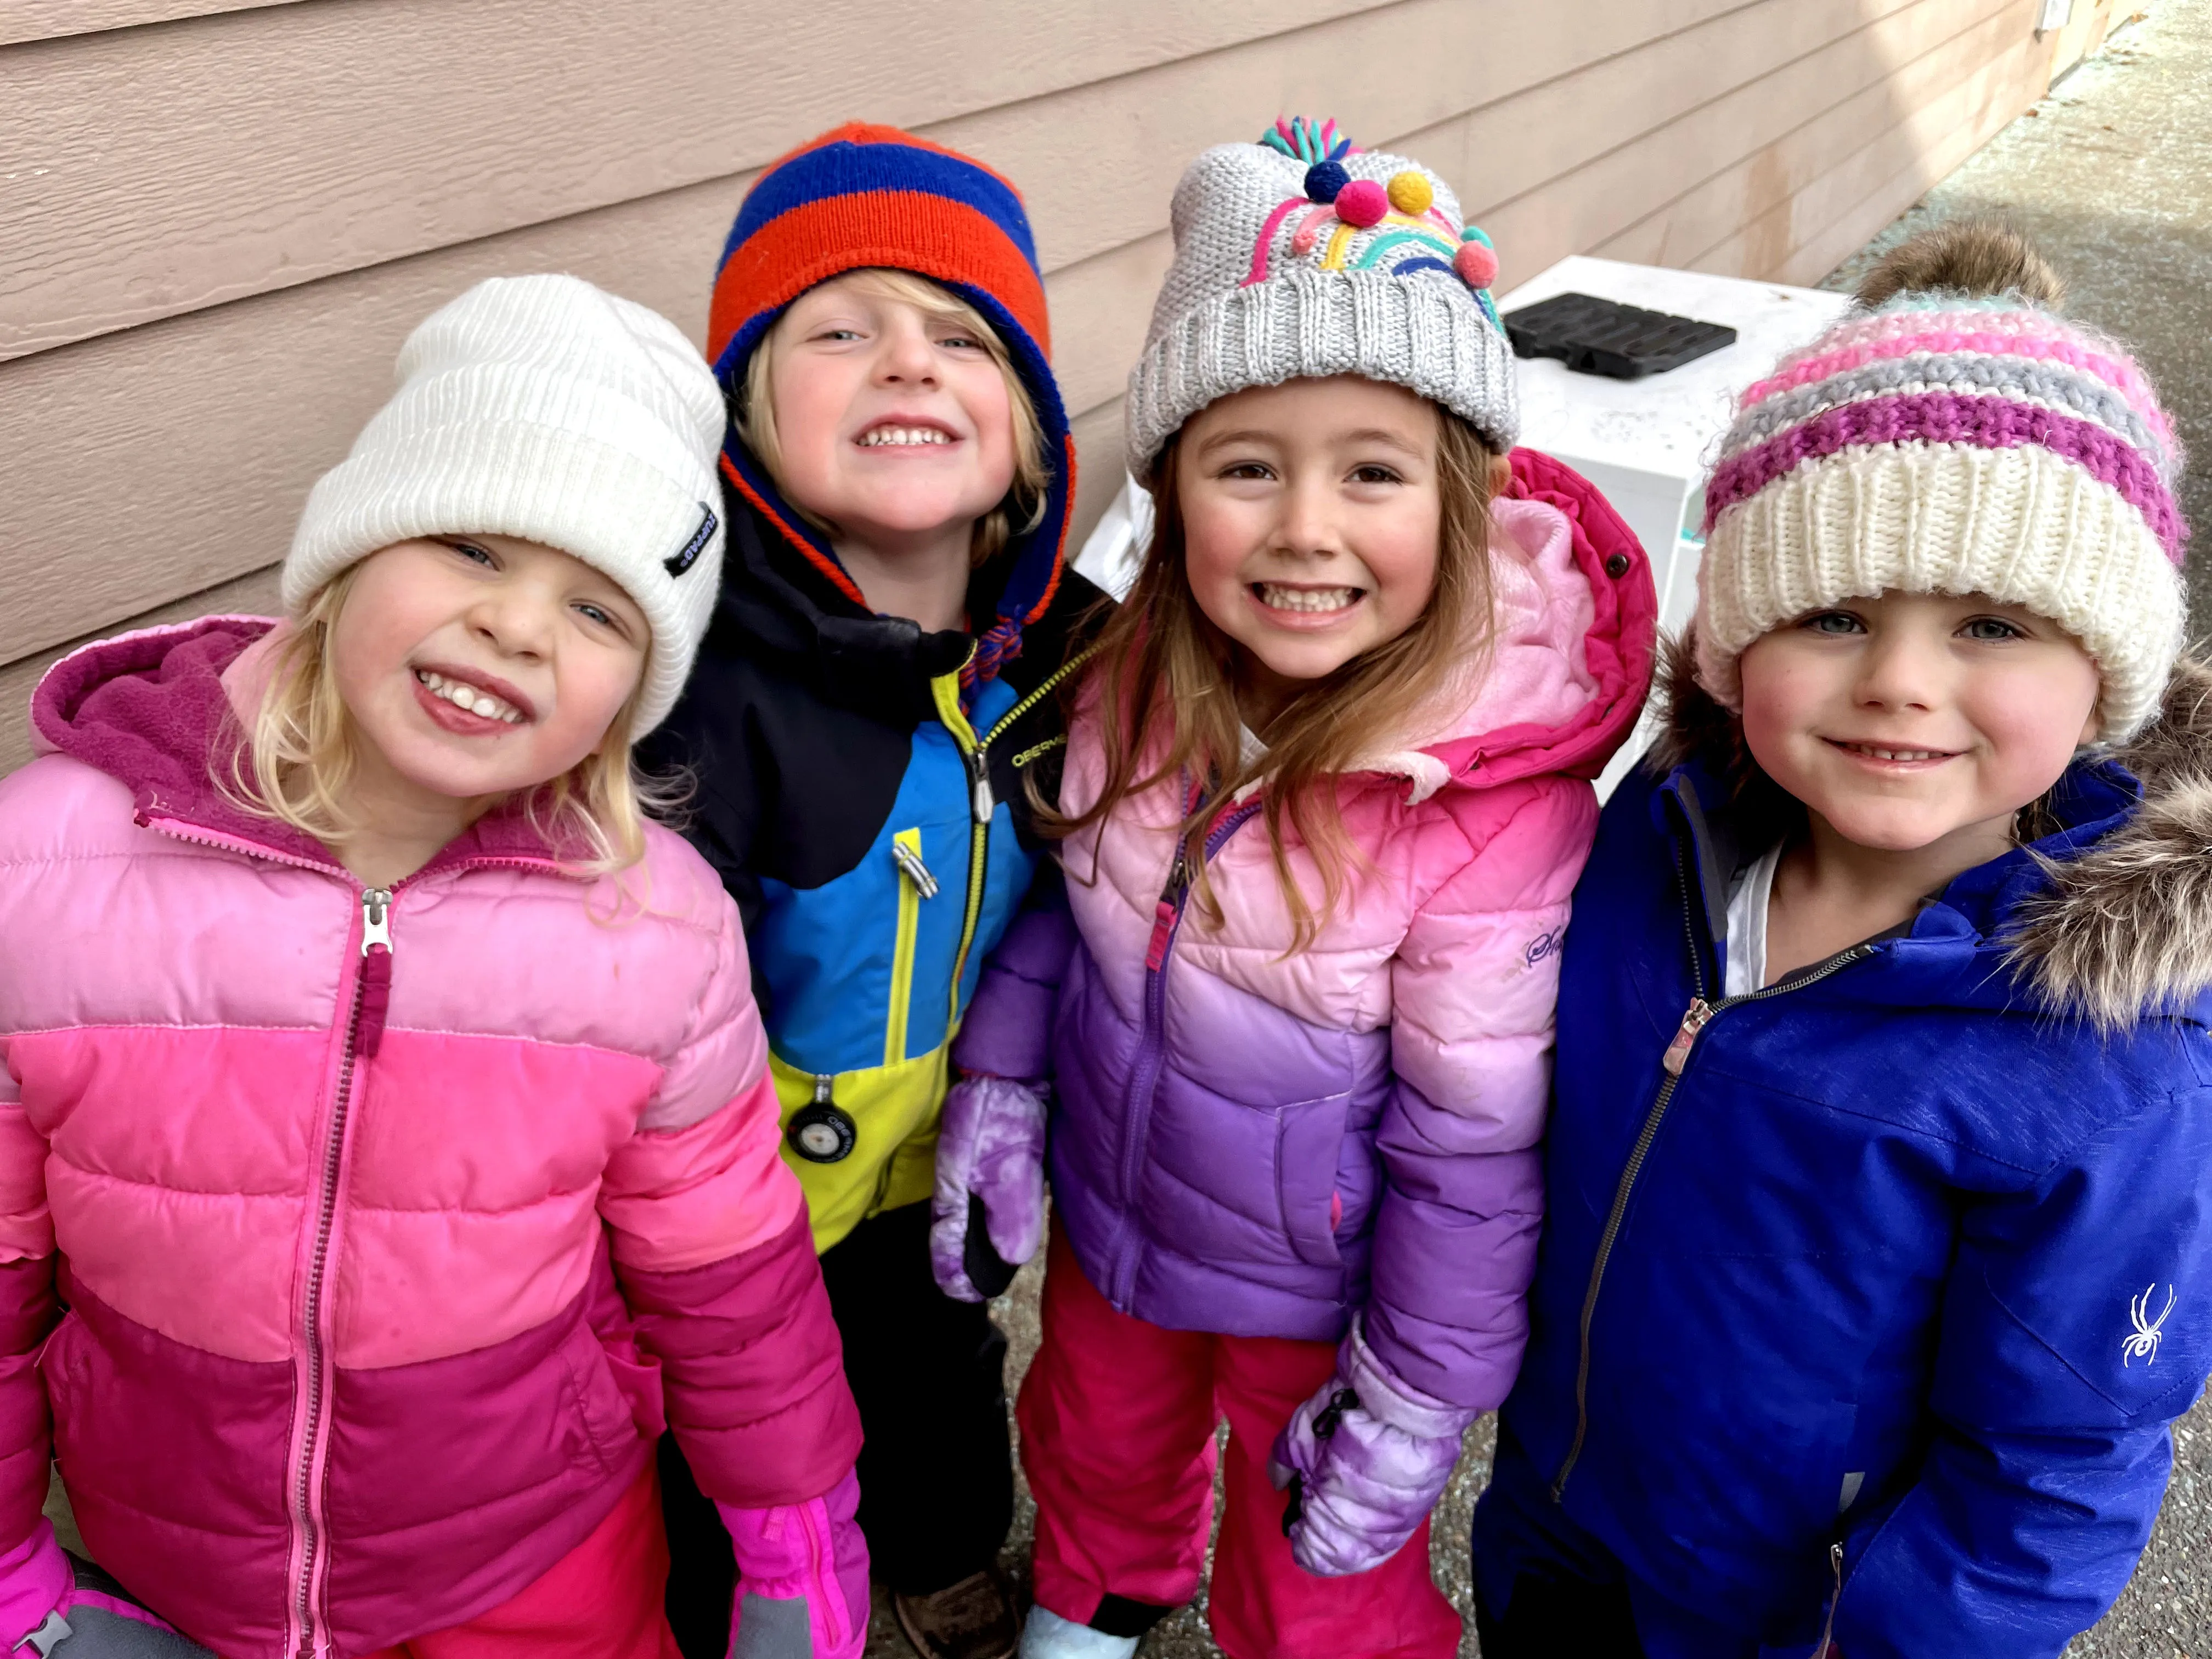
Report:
1109,789,1261,1304
928,647,1092,1032
288,886,393,1657
1817,1540,1844,1655
1551,846,1874,1502
798,1498,845,1652
129,819,562,1653
884,830,930,1067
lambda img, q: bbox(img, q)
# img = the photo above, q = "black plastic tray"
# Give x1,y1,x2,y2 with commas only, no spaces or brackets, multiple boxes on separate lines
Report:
1500,291,1737,380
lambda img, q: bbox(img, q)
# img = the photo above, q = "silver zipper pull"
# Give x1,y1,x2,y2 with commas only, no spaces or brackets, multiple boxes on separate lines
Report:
360,888,393,955
968,752,994,823
1815,1540,1845,1655
1660,998,1713,1076
890,840,940,898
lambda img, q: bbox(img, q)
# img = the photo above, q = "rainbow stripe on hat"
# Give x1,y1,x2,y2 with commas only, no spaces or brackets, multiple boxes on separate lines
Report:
1694,290,2189,740
708,123,1071,689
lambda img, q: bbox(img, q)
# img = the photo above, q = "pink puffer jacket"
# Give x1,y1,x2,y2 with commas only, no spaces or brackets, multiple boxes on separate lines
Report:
0,619,860,1658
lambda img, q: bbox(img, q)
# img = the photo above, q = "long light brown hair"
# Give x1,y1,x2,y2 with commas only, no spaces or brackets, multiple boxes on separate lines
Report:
1041,405,1500,948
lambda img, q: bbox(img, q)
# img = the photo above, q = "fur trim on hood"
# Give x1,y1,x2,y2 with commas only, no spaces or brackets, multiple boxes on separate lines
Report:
1652,630,2212,1029
2011,657,2212,1028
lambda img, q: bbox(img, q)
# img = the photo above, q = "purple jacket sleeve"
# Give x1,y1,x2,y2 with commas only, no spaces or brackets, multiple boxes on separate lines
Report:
951,865,1077,1084
1365,778,1597,1410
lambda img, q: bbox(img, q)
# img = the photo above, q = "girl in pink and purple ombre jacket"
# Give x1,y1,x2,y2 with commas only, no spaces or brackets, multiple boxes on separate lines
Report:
928,122,1657,1659
0,277,863,1659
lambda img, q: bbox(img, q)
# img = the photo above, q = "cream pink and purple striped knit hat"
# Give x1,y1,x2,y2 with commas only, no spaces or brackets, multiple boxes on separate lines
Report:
1693,226,2188,741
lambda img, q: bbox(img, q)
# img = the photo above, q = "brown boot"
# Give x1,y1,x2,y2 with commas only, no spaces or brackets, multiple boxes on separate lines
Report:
892,1568,1022,1659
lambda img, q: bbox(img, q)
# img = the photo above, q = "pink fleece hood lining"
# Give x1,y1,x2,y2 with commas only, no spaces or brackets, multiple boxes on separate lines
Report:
29,616,564,871
1335,448,1655,802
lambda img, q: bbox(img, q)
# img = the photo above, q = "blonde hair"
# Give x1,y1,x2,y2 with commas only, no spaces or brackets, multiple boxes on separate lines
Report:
222,567,675,877
738,267,1050,566
1040,407,1499,949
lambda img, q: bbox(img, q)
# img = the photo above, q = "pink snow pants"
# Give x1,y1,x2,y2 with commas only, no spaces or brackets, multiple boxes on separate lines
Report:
358,1465,682,1659
1018,1228,1462,1659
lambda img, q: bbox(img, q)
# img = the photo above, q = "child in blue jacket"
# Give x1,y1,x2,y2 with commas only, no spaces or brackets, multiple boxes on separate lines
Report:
1473,223,2212,1658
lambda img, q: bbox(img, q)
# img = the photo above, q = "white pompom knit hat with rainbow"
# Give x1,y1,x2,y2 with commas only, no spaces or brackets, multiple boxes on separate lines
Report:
1694,246,2188,742
1126,116,1518,474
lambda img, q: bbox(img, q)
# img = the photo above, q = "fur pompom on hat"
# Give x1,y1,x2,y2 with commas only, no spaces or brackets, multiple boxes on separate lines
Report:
1694,220,2188,742
1126,116,1519,475
286,274,726,735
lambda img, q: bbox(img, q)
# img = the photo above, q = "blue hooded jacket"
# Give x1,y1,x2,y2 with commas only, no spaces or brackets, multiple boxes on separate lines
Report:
1497,652,2212,1658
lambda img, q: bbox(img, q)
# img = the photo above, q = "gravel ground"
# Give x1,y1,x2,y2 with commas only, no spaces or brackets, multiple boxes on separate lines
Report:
861,9,2212,1655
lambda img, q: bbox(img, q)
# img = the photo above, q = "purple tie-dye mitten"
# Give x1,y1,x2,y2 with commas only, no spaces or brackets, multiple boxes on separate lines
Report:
930,1073,1048,1301
1268,1316,1476,1578
718,1469,869,1659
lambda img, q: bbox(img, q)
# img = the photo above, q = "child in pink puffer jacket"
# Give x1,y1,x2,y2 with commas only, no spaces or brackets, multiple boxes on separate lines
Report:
929,121,1657,1658
0,277,864,1658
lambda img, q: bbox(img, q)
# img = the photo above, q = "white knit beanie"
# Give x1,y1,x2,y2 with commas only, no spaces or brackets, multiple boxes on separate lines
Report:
286,274,726,734
1126,116,1518,475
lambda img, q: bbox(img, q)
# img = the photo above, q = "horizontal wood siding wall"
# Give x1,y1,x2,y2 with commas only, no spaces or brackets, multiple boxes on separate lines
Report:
0,0,2092,772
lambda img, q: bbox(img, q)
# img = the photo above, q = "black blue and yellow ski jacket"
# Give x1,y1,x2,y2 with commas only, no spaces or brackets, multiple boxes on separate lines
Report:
649,499,1098,1252
648,125,1102,1252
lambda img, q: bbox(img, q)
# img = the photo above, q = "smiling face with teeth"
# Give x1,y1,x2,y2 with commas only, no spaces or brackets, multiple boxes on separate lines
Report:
326,533,650,853
1176,376,1457,730
756,270,1024,628
1739,589,2102,863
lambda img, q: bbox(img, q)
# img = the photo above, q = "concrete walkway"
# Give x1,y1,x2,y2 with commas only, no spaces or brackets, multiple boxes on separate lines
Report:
866,8,2212,1655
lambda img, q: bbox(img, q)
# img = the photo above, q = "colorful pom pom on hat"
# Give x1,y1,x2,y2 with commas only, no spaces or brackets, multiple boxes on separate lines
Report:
1125,116,1517,475
1694,221,2188,742
707,122,1074,691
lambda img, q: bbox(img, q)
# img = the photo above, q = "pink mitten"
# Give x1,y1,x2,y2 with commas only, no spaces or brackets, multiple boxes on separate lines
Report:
717,1470,868,1659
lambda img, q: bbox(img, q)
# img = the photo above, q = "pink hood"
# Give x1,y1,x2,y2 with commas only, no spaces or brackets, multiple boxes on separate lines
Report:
0,619,858,1657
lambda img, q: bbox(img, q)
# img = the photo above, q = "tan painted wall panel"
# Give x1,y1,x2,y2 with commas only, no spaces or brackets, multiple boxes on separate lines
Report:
1592,0,2033,274
915,0,1750,294
0,194,1171,670
0,563,281,776
1709,26,2056,285
1068,399,1128,551
0,0,1778,365
0,0,1401,360
1403,0,1926,270
0,0,298,48
1472,0,2032,289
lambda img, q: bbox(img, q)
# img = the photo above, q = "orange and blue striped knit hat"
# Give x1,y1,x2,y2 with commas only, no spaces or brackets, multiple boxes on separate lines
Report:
708,122,1072,690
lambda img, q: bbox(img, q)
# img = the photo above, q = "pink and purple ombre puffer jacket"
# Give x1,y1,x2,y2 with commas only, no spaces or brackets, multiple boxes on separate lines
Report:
956,452,1656,1412
0,619,861,1658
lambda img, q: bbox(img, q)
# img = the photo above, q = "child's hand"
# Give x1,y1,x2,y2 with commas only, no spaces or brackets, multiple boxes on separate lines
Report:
719,1470,868,1659
1267,1317,1474,1578
0,1521,211,1656
930,1074,1048,1301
